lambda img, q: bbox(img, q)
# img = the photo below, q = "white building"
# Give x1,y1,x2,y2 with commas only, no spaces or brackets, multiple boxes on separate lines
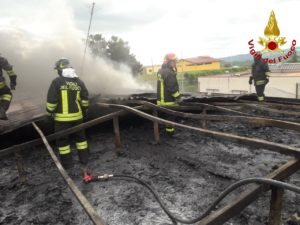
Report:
198,73,300,99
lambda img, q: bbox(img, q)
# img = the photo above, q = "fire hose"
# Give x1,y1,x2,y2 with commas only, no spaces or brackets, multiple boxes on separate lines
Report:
83,170,300,224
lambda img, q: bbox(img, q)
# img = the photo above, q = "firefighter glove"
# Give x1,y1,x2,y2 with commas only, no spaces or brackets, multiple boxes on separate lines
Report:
265,78,269,84
10,75,17,90
248,77,253,85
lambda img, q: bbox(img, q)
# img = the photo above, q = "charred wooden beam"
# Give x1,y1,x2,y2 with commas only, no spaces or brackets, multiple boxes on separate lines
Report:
113,116,122,154
197,159,300,225
135,100,300,133
0,106,143,158
32,122,106,225
268,187,284,225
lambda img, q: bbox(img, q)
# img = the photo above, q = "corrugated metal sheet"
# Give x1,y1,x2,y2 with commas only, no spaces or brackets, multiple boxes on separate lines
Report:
269,63,300,72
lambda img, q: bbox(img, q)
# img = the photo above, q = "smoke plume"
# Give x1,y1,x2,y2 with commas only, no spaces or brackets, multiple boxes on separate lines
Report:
0,0,152,104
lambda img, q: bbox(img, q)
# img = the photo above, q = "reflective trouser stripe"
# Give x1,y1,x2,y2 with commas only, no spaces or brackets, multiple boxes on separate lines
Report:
61,90,68,114
166,127,174,132
76,141,88,150
58,145,71,155
0,94,12,101
258,96,265,101
172,91,180,98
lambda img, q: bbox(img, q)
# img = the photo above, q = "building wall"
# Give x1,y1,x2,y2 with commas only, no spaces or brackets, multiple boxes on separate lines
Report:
144,60,221,75
177,60,220,72
198,75,300,98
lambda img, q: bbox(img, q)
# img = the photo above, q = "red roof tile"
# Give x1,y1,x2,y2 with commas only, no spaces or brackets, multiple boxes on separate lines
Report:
182,56,219,64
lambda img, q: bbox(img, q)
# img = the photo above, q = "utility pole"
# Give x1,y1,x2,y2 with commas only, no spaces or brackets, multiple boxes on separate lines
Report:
180,50,184,92
81,2,95,75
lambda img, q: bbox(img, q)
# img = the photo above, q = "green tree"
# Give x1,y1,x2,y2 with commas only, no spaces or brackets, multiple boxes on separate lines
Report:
107,36,130,63
88,34,108,58
88,34,143,75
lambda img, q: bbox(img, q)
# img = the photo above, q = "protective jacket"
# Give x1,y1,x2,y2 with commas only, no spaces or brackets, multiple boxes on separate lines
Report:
46,68,89,122
157,64,180,105
0,56,17,90
250,58,270,86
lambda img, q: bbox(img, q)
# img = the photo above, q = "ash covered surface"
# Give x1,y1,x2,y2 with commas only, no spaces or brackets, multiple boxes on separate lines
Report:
1,115,300,225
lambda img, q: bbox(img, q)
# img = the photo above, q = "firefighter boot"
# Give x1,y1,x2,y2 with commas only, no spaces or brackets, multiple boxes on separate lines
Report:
60,153,73,169
78,150,89,165
0,106,8,120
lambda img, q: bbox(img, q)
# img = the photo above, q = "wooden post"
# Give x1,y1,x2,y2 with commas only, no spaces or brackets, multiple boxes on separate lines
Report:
268,187,284,225
153,109,160,143
113,116,122,155
14,150,26,183
202,107,207,128
296,83,299,99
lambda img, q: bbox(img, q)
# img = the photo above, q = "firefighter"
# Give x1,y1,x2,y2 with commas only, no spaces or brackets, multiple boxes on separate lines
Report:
249,53,270,102
0,56,17,120
157,53,181,135
46,58,89,169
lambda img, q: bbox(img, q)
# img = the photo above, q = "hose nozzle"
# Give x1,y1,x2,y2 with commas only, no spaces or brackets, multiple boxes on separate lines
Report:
83,169,96,183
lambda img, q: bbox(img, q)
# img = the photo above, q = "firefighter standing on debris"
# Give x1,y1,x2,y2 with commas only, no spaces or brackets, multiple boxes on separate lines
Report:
249,53,270,102
0,56,17,120
157,53,181,135
46,58,89,169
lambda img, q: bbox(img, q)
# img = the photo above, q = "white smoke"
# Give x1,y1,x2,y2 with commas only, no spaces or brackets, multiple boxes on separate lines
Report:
0,0,152,104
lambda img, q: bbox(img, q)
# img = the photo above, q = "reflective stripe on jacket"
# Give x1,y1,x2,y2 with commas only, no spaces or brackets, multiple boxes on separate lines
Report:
46,76,89,122
250,59,270,85
157,65,180,106
0,56,16,90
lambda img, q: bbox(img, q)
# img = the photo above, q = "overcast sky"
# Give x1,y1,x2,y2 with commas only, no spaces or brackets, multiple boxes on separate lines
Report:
1,0,299,66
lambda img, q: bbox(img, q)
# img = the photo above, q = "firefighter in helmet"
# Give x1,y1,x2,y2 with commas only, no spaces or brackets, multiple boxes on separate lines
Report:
0,55,17,120
46,58,89,169
157,53,181,134
249,52,270,102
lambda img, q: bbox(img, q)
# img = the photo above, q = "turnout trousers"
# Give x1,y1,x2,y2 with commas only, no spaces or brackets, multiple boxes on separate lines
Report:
54,119,89,168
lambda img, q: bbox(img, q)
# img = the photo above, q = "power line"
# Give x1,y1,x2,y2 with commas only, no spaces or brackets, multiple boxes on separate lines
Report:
81,2,95,76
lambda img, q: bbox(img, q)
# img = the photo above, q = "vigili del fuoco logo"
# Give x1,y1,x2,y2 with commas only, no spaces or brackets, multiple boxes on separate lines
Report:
248,10,296,64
